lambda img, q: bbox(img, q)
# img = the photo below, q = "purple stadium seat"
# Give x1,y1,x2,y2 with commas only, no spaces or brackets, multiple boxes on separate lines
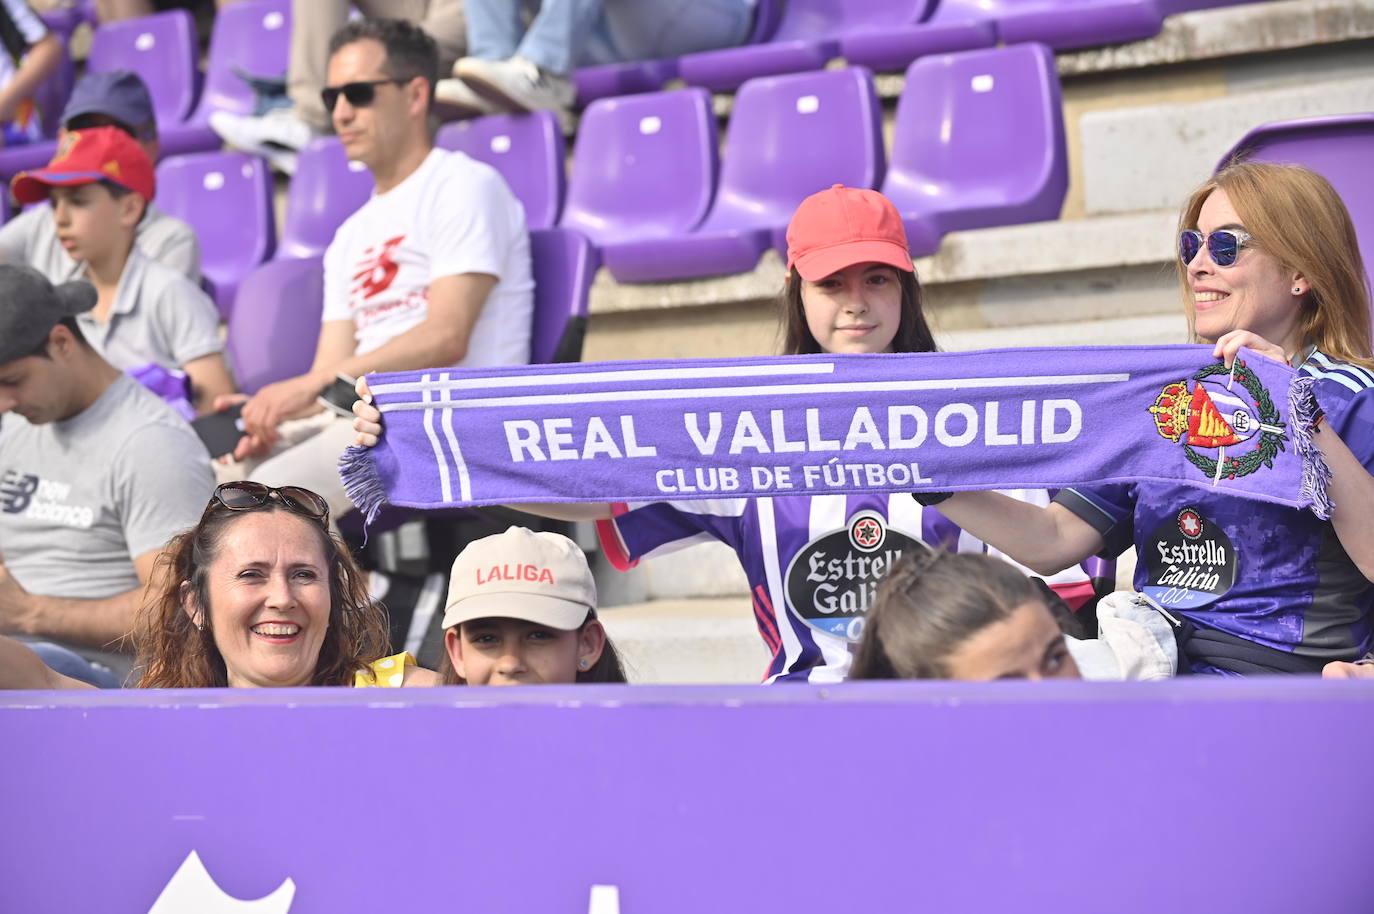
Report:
156,151,275,319
436,111,565,230
600,67,883,283
275,136,374,260
559,87,717,261
677,0,935,93
1219,113,1374,323
883,44,1068,256
87,10,199,128
0,45,76,184
571,0,784,106
225,255,324,393
530,227,597,364
995,0,1164,50
838,3,997,73
160,0,292,158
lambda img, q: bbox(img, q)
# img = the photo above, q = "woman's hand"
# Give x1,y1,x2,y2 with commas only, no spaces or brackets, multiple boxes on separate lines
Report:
1322,659,1374,679
352,375,383,447
1212,330,1288,368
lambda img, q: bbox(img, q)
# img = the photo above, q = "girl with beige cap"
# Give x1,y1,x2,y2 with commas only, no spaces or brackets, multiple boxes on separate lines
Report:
437,526,627,685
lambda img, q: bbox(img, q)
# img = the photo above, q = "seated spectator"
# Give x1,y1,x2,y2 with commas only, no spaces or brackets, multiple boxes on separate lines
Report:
0,1,60,148
0,70,202,284
0,264,214,686
218,18,532,520
438,0,756,118
11,127,235,414
850,551,1083,681
0,480,443,689
210,0,466,174
932,162,1374,675
438,526,627,684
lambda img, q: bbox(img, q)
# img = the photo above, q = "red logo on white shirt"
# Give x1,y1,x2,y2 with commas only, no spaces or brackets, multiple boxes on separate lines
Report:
351,235,406,301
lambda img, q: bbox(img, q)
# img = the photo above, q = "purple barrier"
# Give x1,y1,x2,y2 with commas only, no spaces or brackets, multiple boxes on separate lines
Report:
2,679,1372,912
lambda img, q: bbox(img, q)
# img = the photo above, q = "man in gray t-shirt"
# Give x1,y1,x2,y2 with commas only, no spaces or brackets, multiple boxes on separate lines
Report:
0,265,213,683
0,70,200,284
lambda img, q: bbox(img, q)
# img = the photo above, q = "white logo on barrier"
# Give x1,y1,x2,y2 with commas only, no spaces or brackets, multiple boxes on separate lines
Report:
147,851,296,914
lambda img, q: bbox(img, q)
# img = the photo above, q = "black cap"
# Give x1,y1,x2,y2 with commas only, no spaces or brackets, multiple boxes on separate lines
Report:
0,265,96,365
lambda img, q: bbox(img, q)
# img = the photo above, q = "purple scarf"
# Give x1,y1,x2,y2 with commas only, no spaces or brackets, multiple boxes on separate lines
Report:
340,346,1330,526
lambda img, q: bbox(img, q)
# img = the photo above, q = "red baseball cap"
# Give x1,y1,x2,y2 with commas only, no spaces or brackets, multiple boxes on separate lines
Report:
11,126,156,205
785,184,913,281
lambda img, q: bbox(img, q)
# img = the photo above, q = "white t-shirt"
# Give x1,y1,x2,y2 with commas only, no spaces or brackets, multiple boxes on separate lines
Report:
322,148,533,366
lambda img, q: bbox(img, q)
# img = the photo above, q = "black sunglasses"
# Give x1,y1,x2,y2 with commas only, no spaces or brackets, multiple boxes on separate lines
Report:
320,77,409,113
208,482,330,524
1179,229,1254,268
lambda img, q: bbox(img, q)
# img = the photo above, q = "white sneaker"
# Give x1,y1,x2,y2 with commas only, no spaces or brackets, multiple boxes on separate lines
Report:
452,56,576,114
433,77,503,120
209,108,316,174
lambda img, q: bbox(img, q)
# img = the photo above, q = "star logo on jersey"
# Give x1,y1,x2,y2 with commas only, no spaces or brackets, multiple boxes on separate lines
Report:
1177,508,1202,540
351,234,406,301
848,511,885,552
1147,360,1288,483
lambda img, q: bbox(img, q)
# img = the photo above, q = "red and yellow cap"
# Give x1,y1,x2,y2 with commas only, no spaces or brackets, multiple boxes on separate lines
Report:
11,126,156,205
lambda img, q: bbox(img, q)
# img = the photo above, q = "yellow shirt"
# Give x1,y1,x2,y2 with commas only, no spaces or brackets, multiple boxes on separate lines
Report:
353,652,416,688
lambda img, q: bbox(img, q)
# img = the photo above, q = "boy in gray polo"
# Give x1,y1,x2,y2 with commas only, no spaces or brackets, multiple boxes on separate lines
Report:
10,127,235,414
0,265,214,685
0,70,200,284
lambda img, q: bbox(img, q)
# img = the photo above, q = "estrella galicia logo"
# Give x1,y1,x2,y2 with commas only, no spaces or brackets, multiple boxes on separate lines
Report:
1142,505,1236,609
784,512,924,642
0,470,38,514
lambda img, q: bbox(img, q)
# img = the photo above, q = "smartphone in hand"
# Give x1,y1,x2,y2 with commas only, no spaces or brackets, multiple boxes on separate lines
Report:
191,404,246,458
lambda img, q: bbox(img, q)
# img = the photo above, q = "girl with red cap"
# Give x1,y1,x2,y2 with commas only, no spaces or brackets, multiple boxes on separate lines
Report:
353,186,1095,683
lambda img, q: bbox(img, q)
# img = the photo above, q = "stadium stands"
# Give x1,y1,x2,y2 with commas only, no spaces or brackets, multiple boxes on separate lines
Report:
155,150,275,318
883,43,1068,256
436,111,566,231
85,10,199,128
274,136,374,260
597,67,883,282
0,44,75,183
159,0,292,158
530,226,597,364
559,88,718,268
224,255,324,394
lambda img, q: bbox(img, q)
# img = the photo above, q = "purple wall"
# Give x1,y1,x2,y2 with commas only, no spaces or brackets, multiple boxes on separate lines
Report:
2,679,1372,912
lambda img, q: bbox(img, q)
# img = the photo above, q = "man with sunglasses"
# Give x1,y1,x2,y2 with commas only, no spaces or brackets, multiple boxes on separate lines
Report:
0,70,201,285
0,264,214,687
217,18,532,523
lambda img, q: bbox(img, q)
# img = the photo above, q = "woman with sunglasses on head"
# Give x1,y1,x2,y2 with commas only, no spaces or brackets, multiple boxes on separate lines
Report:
931,161,1374,675
353,185,1098,683
0,481,441,689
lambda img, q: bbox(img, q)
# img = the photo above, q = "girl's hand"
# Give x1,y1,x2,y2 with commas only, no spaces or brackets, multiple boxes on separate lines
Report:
1322,659,1374,679
1212,330,1287,368
352,375,383,447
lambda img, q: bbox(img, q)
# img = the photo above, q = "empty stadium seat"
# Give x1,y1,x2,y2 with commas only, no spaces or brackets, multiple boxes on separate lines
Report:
160,0,292,157
559,87,717,260
599,67,883,282
87,10,200,128
225,255,324,393
156,151,275,318
1220,113,1374,304
530,227,597,364
275,136,374,260
838,4,996,73
0,43,75,183
883,44,1068,256
436,111,565,230
677,0,934,93
572,0,783,106
996,0,1164,51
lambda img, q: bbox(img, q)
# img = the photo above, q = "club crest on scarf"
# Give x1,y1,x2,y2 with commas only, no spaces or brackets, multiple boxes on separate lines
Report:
1148,360,1288,484
784,511,924,642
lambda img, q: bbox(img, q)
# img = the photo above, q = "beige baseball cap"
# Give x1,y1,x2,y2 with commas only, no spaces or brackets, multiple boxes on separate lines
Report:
441,526,597,630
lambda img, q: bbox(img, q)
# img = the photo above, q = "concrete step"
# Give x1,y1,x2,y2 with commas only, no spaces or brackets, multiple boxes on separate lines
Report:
597,597,767,684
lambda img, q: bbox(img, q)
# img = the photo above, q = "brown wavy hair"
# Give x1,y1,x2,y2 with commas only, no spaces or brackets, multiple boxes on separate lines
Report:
1178,161,1372,366
135,495,390,688
778,266,936,356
